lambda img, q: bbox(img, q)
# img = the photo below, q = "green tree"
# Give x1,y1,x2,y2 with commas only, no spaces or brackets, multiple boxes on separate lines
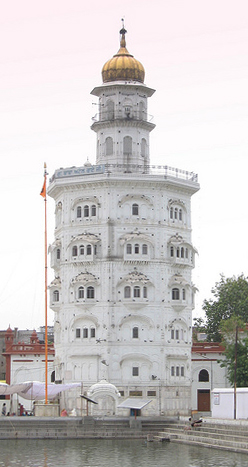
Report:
219,316,248,387
202,274,248,342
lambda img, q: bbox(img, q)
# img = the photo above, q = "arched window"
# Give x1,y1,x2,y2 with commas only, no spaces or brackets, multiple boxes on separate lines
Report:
143,286,147,298
107,100,114,120
141,138,147,157
134,286,140,298
139,101,145,120
53,290,59,302
51,370,55,383
106,137,113,155
72,246,78,257
134,244,139,254
142,244,148,255
181,366,185,377
181,247,184,258
185,248,188,259
90,327,96,338
76,328,81,338
84,205,89,217
170,246,174,257
174,208,178,220
132,203,139,216
78,286,84,299
77,206,82,218
199,369,209,382
179,208,183,221
175,329,179,340
123,136,132,155
94,245,97,255
172,288,180,300
86,245,92,255
182,289,186,300
91,205,96,216
133,327,139,339
124,286,131,298
126,244,132,254
87,286,95,299
171,329,175,339
56,249,61,260
176,248,180,258
79,245,84,255
83,327,88,338
170,207,173,219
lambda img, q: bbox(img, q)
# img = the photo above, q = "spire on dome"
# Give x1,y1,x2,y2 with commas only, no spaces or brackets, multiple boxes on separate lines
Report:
119,18,127,48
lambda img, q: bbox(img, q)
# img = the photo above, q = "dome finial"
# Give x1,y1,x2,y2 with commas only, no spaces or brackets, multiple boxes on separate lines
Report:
120,18,127,48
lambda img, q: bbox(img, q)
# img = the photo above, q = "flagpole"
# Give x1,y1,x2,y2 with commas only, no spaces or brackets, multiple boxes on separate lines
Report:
41,163,48,404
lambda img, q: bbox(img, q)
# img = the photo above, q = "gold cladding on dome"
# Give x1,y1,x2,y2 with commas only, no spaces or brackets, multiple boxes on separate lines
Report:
102,26,145,83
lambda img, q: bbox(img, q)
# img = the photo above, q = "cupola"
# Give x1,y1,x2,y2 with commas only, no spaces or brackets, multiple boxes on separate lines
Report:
102,22,145,83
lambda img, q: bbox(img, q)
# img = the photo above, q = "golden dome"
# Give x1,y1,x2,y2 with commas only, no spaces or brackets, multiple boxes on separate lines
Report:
102,25,145,84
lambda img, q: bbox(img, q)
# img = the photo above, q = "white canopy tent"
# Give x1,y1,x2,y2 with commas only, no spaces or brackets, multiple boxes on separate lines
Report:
0,381,81,401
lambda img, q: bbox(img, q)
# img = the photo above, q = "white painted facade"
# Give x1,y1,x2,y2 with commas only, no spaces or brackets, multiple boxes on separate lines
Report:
48,27,200,416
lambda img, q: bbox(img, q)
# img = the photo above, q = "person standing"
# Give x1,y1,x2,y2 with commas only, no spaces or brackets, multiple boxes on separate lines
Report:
1,403,6,416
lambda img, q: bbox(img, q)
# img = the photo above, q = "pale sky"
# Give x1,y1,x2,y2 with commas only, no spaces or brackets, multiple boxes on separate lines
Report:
0,0,247,330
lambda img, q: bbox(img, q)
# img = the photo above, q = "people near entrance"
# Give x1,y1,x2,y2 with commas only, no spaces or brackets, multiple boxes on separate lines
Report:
1,403,6,416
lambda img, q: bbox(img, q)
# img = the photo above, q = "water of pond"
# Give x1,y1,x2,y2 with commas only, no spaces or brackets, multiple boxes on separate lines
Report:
0,439,247,467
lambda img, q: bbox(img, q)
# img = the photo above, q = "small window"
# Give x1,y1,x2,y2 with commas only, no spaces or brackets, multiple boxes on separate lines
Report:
91,205,96,216
132,367,139,376
143,286,147,298
181,366,185,377
172,288,180,300
134,244,139,254
134,286,140,298
185,248,188,259
79,245,84,255
179,208,182,221
86,245,92,255
84,205,89,217
170,207,173,219
90,327,96,338
174,208,178,220
124,286,131,298
87,286,95,299
132,327,139,339
72,246,78,257
78,287,84,299
132,203,139,216
176,366,180,376
56,249,61,260
77,206,82,218
199,369,209,382
94,245,97,255
53,290,59,302
171,329,174,339
83,328,88,338
176,248,180,258
126,244,132,254
171,366,175,376
175,330,179,340
182,289,186,300
76,328,81,338
142,244,148,255
170,246,174,257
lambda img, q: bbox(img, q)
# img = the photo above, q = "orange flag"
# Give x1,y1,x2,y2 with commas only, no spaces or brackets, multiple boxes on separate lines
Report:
40,179,46,198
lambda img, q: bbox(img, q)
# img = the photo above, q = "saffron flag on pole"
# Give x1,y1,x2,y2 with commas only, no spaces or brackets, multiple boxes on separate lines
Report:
40,179,46,198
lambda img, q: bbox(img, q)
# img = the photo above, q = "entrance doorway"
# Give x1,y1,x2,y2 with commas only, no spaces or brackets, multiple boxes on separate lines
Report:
197,389,210,412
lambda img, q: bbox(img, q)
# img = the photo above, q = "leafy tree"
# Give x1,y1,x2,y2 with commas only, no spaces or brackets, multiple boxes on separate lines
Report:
219,316,248,387
202,274,248,342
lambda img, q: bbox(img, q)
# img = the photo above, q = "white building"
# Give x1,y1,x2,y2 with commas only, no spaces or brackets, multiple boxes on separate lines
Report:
48,24,200,416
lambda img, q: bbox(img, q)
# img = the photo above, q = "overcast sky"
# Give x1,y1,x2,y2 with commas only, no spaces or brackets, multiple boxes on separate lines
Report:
0,0,247,330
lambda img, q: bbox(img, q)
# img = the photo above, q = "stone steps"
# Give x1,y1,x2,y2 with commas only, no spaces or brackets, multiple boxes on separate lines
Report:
152,421,248,453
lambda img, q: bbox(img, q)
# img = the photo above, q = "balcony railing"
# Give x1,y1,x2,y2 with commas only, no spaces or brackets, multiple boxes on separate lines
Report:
91,110,154,124
51,163,198,183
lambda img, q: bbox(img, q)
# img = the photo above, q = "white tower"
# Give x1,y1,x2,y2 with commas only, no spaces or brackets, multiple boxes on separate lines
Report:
48,24,199,416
